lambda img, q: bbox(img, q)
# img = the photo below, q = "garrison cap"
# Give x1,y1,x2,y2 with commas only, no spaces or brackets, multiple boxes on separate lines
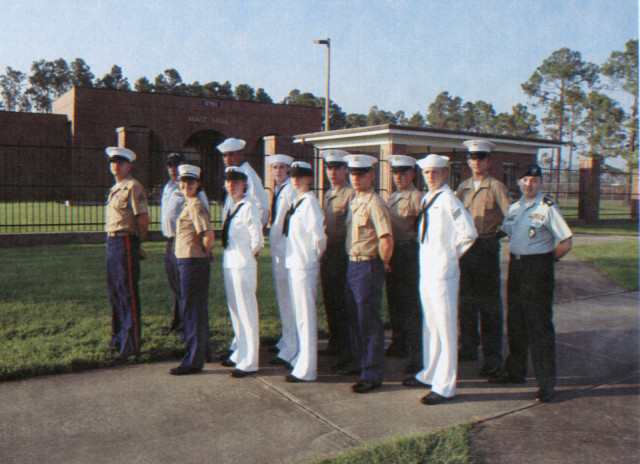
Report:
320,149,350,167
178,164,200,181
224,166,248,181
344,154,378,173
217,138,246,153
266,154,294,166
417,154,449,169
517,164,542,180
106,147,136,163
290,161,313,177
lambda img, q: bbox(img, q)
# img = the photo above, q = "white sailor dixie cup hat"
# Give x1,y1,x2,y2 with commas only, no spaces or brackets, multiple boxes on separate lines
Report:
106,147,136,163
217,138,246,153
178,164,201,181
266,154,294,166
224,166,248,181
389,155,417,170
344,154,378,172
320,149,351,166
463,139,495,158
417,154,449,169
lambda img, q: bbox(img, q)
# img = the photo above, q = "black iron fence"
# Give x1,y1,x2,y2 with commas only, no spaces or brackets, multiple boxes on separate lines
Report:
0,143,636,233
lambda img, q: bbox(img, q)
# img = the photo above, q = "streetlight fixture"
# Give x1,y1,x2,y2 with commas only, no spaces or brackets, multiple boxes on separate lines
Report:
313,38,330,131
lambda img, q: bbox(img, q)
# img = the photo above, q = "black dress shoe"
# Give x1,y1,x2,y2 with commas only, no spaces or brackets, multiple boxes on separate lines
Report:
220,358,236,368
231,369,255,378
352,380,382,394
420,391,453,405
169,365,202,376
535,389,555,403
402,377,430,388
285,374,312,383
479,364,502,378
404,363,422,374
488,372,526,384
269,357,289,366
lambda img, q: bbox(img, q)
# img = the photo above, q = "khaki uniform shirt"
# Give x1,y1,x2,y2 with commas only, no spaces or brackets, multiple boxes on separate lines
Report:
387,184,423,243
175,196,212,259
346,189,392,257
456,176,510,239
323,184,356,244
105,175,148,234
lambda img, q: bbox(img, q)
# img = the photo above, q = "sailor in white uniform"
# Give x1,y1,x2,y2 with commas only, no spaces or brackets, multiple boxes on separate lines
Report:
266,154,299,366
283,161,327,382
220,167,264,377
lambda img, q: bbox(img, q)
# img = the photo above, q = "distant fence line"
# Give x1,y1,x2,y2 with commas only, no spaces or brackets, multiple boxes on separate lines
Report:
0,144,637,234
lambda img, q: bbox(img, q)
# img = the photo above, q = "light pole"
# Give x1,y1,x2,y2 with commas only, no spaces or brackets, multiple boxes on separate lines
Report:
314,38,330,131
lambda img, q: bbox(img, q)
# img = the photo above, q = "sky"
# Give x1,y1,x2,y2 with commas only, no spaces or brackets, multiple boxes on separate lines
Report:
0,0,637,118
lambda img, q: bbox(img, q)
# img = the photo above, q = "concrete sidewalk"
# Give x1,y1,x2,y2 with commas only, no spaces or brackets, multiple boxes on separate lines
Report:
0,236,638,463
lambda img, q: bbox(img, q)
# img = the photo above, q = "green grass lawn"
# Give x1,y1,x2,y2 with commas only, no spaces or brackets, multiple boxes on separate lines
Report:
572,240,639,291
570,221,639,236
0,240,331,381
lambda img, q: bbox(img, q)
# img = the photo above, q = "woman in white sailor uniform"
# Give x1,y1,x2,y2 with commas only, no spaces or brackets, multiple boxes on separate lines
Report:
169,164,215,375
282,161,327,382
221,167,264,378
266,154,299,366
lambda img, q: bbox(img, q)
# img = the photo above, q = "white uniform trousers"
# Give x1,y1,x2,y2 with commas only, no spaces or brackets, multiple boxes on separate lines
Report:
416,275,459,398
224,266,259,372
273,253,298,362
288,267,319,381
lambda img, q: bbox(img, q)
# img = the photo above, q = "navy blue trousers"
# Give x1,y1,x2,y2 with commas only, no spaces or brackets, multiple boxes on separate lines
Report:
458,238,504,367
164,240,182,331
106,235,142,357
177,258,211,369
504,252,556,392
385,241,422,365
320,242,352,363
345,259,386,384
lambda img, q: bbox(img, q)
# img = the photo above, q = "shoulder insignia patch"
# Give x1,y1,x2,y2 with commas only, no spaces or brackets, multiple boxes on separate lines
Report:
543,197,555,207
452,208,462,220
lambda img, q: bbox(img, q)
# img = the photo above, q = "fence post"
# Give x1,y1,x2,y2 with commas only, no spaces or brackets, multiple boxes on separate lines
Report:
116,126,151,187
631,168,639,219
578,158,600,224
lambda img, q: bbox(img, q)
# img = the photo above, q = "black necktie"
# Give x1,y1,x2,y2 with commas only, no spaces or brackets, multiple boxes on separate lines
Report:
282,198,305,237
269,184,284,226
418,191,442,244
222,203,245,249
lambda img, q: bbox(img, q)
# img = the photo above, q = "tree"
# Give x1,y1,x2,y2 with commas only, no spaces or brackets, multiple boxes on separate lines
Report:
521,48,598,185
318,98,347,129
95,65,130,91
600,39,638,167
134,76,154,93
282,89,318,107
69,58,94,87
497,104,540,138
0,67,29,111
234,83,256,101
578,91,625,159
203,80,234,99
346,113,367,128
367,106,397,125
152,68,185,95
255,88,273,104
24,58,72,112
426,91,464,129
408,112,426,127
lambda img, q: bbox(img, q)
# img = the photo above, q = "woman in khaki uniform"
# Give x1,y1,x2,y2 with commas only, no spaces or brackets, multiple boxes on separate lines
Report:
169,164,215,375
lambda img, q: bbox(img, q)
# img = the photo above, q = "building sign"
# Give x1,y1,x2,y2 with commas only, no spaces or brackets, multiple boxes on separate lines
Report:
187,115,229,125
201,100,221,107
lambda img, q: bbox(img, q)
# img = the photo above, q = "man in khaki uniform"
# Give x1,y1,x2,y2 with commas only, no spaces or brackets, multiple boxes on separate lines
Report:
319,149,356,370
343,154,393,394
455,140,511,377
104,147,149,361
385,155,424,374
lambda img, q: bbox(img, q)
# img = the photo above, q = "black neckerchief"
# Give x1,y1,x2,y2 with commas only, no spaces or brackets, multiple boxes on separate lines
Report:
222,202,245,249
416,191,443,243
282,197,305,237
269,183,285,226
